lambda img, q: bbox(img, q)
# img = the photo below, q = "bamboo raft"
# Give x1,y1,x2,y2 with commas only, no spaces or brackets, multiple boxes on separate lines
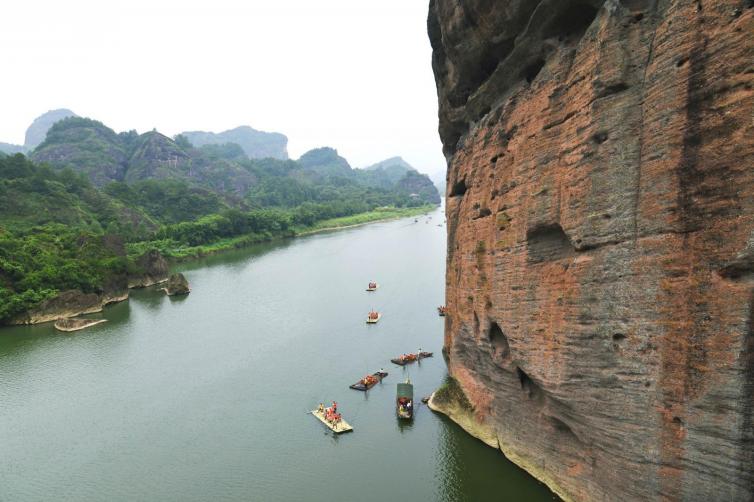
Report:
311,409,353,433
391,351,433,366
349,371,388,391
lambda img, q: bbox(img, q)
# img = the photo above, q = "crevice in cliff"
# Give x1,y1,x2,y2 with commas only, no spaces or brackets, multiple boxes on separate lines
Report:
595,82,630,99
516,367,544,401
489,321,510,360
472,207,492,220
548,415,582,443
523,58,546,84
449,177,468,197
526,223,575,263
592,131,609,144
741,292,754,494
544,3,601,42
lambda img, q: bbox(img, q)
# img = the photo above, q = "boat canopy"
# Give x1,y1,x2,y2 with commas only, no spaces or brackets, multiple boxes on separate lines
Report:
397,382,414,399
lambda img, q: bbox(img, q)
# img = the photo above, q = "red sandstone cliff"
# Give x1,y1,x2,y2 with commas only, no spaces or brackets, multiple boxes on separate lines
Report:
428,1,754,500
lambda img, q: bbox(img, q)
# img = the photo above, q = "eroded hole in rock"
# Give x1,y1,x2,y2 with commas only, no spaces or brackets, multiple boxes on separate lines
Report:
673,416,684,426
473,207,492,220
546,3,600,41
523,58,545,84
516,367,529,389
449,178,468,197
489,321,510,359
596,82,629,99
613,333,627,341
473,311,480,335
516,366,543,400
550,416,580,441
526,223,575,263
592,131,609,144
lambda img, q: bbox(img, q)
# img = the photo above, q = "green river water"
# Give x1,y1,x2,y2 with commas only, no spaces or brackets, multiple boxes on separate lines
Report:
0,205,554,501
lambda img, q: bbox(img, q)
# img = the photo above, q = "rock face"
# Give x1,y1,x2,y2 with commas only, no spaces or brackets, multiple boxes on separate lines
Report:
128,250,169,288
429,1,753,501
164,273,190,296
11,289,127,325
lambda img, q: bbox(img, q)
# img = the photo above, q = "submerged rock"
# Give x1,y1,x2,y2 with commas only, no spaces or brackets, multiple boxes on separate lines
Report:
164,273,190,296
54,318,107,332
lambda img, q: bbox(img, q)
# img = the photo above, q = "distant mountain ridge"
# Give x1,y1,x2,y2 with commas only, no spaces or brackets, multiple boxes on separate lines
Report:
0,142,26,155
180,126,288,160
27,115,440,205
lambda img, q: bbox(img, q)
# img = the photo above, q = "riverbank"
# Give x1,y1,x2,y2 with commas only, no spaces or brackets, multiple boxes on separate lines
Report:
5,205,436,326
294,205,435,235
128,204,436,262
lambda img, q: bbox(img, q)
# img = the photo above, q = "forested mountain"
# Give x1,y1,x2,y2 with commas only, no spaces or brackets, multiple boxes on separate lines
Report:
180,126,288,160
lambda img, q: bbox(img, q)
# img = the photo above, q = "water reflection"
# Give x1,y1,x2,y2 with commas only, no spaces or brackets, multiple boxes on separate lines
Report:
435,413,557,501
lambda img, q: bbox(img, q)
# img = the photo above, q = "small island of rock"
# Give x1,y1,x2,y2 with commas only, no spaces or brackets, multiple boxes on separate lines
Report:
164,273,190,296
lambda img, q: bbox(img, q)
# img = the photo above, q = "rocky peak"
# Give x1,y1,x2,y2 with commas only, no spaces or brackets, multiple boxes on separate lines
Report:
24,108,78,150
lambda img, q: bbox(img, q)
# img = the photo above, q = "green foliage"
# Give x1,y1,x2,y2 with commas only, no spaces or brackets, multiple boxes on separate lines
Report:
105,179,226,224
0,224,128,322
433,376,474,411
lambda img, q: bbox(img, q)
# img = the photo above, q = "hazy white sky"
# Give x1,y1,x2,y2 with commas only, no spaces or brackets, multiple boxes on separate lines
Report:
0,0,445,173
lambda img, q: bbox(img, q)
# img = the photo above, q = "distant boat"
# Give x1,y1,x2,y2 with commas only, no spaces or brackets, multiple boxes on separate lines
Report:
366,281,378,291
349,370,388,391
397,379,414,420
437,306,447,316
391,351,433,366
366,310,381,324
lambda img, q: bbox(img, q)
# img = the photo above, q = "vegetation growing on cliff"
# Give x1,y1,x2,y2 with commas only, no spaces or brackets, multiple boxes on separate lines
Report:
433,376,474,411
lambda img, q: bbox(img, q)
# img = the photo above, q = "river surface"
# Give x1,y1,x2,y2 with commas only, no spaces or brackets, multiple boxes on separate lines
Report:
0,205,554,501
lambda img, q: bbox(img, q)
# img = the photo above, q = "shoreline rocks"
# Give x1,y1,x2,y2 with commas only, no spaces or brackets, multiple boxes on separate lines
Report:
10,290,125,325
163,273,190,296
8,249,172,327
128,249,169,288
